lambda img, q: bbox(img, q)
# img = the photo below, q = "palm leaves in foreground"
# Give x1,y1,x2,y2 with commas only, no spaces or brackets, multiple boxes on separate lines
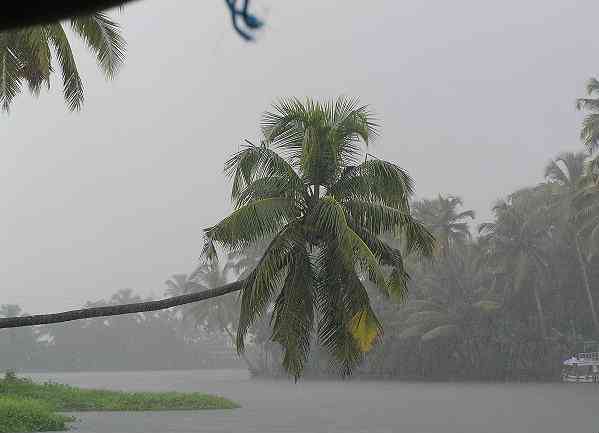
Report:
0,12,125,112
203,97,434,377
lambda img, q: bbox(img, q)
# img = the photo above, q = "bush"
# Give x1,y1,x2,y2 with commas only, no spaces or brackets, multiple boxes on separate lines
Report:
0,396,73,433
0,372,238,412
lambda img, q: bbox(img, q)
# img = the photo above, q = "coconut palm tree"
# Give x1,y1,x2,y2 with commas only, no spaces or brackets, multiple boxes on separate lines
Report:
411,195,475,305
202,96,435,377
0,12,125,112
545,152,599,337
577,78,599,156
413,195,475,256
479,190,554,339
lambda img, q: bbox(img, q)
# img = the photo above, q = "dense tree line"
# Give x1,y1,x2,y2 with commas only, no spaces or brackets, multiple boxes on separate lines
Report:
192,88,599,381
251,153,598,380
2,88,598,380
248,83,599,381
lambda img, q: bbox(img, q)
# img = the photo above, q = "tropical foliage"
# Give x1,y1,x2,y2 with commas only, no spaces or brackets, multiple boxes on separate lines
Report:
242,150,599,380
0,12,125,112
202,97,435,377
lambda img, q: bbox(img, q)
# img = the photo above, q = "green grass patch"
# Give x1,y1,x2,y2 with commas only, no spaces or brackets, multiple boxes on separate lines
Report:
0,396,73,433
0,373,239,412
0,372,238,432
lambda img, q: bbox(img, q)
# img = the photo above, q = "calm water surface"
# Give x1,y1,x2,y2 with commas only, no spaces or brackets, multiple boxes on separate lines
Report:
29,369,598,433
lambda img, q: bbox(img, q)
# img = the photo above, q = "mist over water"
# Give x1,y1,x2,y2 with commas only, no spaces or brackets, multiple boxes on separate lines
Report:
29,370,598,433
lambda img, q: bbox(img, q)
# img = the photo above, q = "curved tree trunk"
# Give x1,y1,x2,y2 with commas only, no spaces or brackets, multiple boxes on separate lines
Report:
574,235,599,337
0,280,244,329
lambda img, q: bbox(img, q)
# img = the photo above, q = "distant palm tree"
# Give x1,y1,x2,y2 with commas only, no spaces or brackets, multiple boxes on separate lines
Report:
413,195,475,256
166,266,257,371
578,78,599,153
412,195,475,305
203,96,435,377
545,152,599,337
479,190,554,339
0,12,125,112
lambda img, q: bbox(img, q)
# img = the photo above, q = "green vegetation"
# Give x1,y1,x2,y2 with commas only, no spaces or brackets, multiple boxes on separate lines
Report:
202,96,435,378
0,374,238,412
2,85,599,382
0,372,237,432
0,396,73,433
192,88,599,381
0,12,125,112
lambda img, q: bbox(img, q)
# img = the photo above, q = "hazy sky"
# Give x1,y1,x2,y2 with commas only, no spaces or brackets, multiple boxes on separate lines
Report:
2,0,598,313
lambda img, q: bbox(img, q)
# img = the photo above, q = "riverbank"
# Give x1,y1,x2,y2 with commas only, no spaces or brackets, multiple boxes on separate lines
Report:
0,372,238,432
25,369,599,433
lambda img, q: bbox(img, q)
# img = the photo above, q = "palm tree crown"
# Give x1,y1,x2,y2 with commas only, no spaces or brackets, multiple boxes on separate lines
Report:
478,189,554,338
413,195,475,255
0,12,125,112
202,97,434,377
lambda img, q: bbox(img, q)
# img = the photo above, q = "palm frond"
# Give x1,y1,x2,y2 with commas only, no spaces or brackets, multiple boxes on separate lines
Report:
0,34,23,112
235,176,304,209
314,247,365,375
421,324,460,342
236,222,304,353
225,142,305,204
580,113,599,154
349,225,410,301
586,77,599,96
577,97,599,112
348,307,382,352
331,159,414,209
70,13,125,78
311,196,393,295
204,197,299,252
343,199,415,235
270,242,314,378
262,97,378,185
47,23,84,111
261,97,308,150
19,26,51,95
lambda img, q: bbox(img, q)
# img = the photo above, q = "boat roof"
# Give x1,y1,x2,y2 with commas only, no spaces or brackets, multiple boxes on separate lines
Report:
563,353,599,366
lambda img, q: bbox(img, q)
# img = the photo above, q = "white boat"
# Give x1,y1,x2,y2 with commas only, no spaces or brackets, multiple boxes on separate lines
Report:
561,352,599,383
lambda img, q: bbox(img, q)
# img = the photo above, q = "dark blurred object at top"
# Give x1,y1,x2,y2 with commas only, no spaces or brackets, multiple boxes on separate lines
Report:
1,0,263,41
0,0,136,30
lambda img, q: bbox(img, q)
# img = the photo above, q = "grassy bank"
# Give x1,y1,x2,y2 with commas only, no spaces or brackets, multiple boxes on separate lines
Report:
0,396,74,433
0,372,238,432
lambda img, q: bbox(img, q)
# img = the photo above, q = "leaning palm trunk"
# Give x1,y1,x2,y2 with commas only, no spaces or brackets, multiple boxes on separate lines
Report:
575,235,599,337
0,281,243,329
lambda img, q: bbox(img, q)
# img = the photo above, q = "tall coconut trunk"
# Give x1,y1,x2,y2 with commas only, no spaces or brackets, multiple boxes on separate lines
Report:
532,282,548,340
574,235,599,337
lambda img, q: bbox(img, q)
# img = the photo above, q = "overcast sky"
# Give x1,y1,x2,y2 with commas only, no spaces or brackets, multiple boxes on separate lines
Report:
2,0,597,313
